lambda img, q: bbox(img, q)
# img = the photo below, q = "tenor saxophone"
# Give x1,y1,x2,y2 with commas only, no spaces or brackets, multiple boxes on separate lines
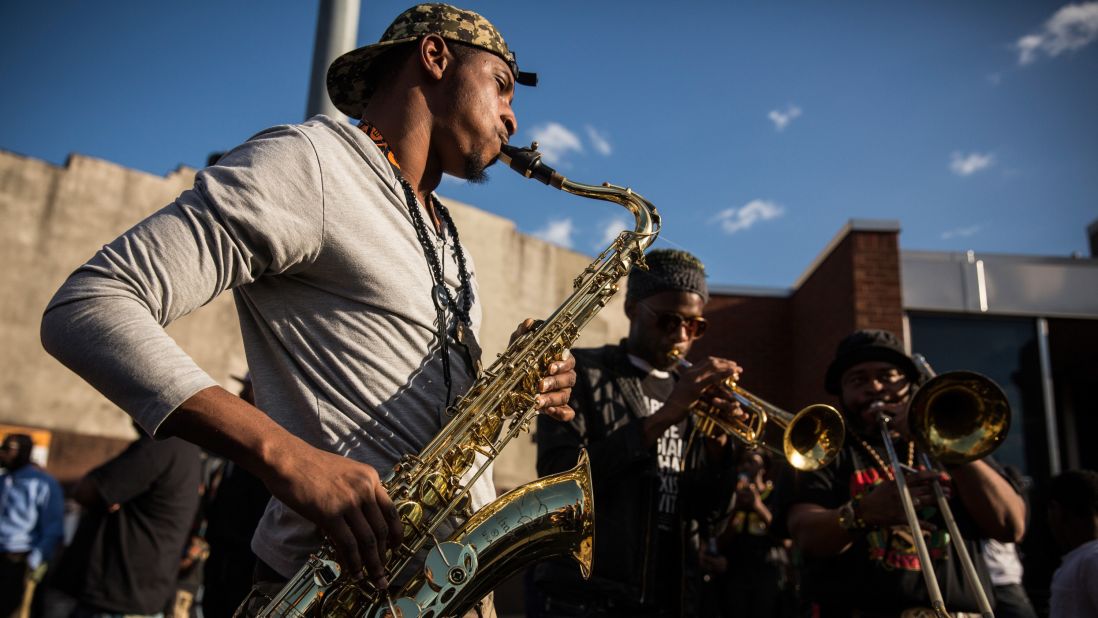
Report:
258,142,661,618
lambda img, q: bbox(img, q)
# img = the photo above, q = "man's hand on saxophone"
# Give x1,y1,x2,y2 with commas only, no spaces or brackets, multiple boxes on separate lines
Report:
156,387,407,589
511,318,579,422
263,438,403,589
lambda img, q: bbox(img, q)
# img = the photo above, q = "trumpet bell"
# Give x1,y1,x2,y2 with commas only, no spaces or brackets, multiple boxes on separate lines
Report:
909,371,1011,465
784,404,846,471
693,390,846,471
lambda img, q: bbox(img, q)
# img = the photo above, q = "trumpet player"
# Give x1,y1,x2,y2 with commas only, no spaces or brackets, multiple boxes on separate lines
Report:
785,329,1026,618
532,249,744,618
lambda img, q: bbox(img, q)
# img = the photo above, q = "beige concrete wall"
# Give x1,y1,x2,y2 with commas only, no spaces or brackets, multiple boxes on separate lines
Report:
0,149,629,488
0,151,248,447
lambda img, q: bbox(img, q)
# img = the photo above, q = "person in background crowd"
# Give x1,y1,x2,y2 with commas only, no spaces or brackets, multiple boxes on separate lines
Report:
52,426,202,618
532,249,742,617
165,451,217,618
980,463,1037,618
1047,469,1098,618
785,329,1026,617
201,375,271,618
0,434,63,618
982,539,1037,618
712,450,795,618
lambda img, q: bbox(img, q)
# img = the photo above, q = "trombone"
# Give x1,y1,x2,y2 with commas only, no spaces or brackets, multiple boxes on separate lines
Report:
676,355,846,471
876,354,1010,618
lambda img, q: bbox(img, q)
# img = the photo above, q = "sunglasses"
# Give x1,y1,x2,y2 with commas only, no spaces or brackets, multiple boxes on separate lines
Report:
637,303,708,338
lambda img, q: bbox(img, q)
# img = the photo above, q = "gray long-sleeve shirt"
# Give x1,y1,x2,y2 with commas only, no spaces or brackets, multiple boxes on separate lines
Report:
41,115,492,577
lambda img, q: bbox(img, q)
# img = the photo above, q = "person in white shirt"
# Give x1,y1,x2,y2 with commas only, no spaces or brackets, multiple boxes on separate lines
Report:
1048,469,1098,618
982,540,1037,618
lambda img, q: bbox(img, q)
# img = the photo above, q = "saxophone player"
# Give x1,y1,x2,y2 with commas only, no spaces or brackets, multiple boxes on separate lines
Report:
40,4,575,617
532,249,744,618
784,329,1026,617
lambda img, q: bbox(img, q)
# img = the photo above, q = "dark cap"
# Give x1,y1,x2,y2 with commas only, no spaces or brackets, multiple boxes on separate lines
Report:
824,329,918,395
626,249,709,304
327,3,537,119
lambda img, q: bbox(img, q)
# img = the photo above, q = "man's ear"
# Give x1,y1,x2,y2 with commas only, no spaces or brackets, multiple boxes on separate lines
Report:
419,34,450,82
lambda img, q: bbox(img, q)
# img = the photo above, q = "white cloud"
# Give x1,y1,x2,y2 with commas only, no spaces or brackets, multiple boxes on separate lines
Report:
586,126,613,156
767,104,802,131
528,122,583,165
941,225,983,240
533,217,574,248
596,217,629,249
712,200,785,235
950,151,995,176
1015,2,1098,65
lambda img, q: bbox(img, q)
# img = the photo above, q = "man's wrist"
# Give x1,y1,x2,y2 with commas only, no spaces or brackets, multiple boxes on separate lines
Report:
837,496,867,531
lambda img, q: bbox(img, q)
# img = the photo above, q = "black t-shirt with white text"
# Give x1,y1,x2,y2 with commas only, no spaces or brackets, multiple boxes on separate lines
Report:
634,361,683,614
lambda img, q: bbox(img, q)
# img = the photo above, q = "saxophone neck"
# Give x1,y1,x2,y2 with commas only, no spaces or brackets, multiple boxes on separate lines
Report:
498,143,564,188
499,143,661,250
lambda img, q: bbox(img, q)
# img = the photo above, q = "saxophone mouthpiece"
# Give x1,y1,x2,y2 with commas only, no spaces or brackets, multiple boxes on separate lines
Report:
499,143,564,188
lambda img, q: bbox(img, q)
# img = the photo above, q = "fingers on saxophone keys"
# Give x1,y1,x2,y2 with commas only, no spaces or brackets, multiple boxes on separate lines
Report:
343,507,387,589
542,405,575,422
327,520,368,586
534,389,573,411
378,493,404,550
545,353,576,379
539,373,577,394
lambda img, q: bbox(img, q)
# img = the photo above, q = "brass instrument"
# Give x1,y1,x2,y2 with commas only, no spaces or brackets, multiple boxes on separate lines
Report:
676,353,845,471
259,142,660,618
875,355,1010,618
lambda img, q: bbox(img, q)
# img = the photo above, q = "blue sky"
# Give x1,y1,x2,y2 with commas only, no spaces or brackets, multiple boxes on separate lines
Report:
2,1,1096,287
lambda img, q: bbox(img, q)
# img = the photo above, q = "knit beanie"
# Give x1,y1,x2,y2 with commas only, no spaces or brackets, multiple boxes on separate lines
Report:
824,329,919,395
626,249,708,304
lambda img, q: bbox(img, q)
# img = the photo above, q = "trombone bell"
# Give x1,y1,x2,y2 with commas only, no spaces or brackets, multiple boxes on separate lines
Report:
908,370,1011,465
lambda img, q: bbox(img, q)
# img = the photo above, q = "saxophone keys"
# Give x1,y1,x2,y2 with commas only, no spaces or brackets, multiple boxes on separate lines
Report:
424,541,478,595
396,500,425,528
473,414,503,445
370,596,418,618
321,582,368,618
417,472,451,509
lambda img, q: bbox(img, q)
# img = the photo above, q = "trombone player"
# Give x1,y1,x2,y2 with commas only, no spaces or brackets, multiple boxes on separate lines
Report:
785,329,1026,617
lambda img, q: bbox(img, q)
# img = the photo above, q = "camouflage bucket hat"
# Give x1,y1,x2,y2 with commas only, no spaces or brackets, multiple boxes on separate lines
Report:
327,3,537,119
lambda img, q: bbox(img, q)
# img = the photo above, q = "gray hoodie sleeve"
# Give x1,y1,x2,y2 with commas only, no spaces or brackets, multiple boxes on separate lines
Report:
40,124,324,434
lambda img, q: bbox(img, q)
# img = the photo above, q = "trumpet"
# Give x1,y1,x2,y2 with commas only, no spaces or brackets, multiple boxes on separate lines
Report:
674,353,845,471
874,355,1010,618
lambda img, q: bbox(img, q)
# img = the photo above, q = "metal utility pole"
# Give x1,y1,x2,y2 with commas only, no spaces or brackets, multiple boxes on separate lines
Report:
306,0,361,120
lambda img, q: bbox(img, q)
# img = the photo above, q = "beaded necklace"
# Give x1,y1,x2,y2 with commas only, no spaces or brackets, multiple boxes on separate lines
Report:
855,437,916,481
358,121,476,404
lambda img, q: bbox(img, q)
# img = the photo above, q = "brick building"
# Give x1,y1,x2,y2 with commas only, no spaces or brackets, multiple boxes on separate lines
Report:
693,218,1098,482
692,220,906,416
